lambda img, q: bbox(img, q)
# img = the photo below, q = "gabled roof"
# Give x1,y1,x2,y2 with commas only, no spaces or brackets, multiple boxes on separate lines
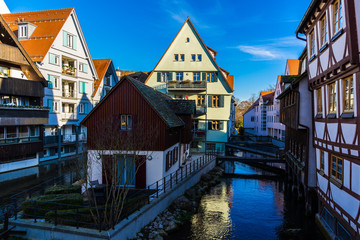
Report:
92,59,112,97
286,59,300,75
0,15,46,85
262,92,275,105
260,91,274,97
118,70,149,83
82,76,186,128
296,0,320,34
3,8,73,62
145,17,233,92
166,100,195,115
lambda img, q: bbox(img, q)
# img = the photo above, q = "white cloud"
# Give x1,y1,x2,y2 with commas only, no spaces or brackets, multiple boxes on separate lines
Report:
237,45,280,60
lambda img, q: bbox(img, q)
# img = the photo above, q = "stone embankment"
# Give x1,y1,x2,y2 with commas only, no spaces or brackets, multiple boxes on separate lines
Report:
135,166,224,240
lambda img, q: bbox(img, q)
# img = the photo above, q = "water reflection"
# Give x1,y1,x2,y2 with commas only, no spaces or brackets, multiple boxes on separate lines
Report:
168,163,324,240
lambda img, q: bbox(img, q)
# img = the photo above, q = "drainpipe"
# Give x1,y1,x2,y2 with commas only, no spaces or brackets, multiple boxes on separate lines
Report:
296,32,307,42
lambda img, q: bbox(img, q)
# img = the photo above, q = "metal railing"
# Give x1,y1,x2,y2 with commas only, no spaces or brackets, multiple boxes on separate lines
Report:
0,136,40,145
195,106,206,115
167,81,206,89
192,130,206,139
8,152,217,231
62,90,75,98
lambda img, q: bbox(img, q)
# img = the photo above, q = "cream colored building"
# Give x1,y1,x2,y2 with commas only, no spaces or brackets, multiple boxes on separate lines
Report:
145,18,234,153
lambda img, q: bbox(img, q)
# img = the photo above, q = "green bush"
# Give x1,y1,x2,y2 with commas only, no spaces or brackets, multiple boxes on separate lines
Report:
45,185,81,195
45,207,98,227
21,193,83,217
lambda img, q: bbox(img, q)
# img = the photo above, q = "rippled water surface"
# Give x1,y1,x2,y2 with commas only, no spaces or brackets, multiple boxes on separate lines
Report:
167,163,324,240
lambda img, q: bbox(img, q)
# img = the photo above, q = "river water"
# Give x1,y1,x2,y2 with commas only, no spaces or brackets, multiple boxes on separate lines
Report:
167,162,325,240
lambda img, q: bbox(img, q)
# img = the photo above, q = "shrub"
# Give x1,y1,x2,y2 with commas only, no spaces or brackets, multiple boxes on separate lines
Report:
45,185,81,195
21,193,83,217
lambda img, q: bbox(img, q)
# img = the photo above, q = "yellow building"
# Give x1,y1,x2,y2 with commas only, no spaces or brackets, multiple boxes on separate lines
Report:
145,18,234,153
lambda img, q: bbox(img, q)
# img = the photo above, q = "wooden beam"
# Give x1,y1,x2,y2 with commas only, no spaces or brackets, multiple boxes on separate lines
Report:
0,43,29,66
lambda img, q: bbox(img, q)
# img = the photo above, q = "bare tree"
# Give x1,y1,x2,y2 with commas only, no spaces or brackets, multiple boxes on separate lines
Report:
84,116,158,229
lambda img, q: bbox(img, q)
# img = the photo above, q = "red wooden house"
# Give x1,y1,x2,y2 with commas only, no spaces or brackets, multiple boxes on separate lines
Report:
81,76,195,188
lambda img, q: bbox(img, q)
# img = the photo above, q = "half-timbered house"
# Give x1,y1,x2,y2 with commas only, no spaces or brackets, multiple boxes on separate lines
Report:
278,50,317,214
81,76,195,188
296,0,360,238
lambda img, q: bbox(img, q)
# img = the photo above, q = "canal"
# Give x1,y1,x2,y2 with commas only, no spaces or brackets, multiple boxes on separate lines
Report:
167,162,325,240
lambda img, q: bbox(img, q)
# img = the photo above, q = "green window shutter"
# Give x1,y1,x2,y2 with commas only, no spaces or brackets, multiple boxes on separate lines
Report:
214,72,218,82
157,72,161,82
220,121,224,130
168,72,172,81
220,95,224,107
82,82,85,93
48,99,53,112
84,64,88,73
202,72,206,81
208,95,212,108
48,75,53,88
49,54,55,65
73,35,77,50
63,31,68,46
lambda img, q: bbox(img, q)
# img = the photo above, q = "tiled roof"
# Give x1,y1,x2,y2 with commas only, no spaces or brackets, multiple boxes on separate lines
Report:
2,8,73,62
166,100,195,115
93,59,112,97
128,77,185,128
260,91,274,96
262,92,275,105
287,59,300,75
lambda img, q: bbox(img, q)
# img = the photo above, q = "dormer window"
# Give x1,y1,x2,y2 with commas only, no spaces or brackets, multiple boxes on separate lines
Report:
19,25,28,38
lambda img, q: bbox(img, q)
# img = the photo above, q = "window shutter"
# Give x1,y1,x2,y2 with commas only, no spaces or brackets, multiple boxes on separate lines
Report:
220,95,224,107
208,121,212,130
73,35,77,50
49,54,56,65
82,82,85,93
168,72,172,81
166,152,169,171
84,64,88,73
220,121,224,130
157,72,161,82
63,31,68,46
48,75,53,88
202,72,206,81
208,95,212,108
213,72,218,82
48,99,53,112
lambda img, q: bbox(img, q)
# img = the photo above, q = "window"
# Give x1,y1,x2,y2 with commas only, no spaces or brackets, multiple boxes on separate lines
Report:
333,0,343,34
211,121,220,130
115,155,135,186
213,95,219,107
191,54,196,62
320,15,327,46
309,31,315,56
121,115,132,130
48,75,58,89
161,72,171,82
53,101,59,112
329,83,337,113
19,126,29,138
320,150,325,171
49,53,59,65
251,116,255,122
68,104,75,113
186,37,190,43
104,75,111,86
176,72,183,81
180,54,185,61
29,126,39,137
197,54,202,61
79,82,86,94
206,72,214,82
79,103,86,114
0,127,4,139
63,31,77,50
18,25,28,38
317,88,323,114
197,95,205,105
193,72,200,81
79,63,88,73
343,77,354,112
174,54,179,61
331,155,343,183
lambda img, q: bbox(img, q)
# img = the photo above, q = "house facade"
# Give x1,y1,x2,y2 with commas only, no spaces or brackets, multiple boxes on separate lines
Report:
0,15,48,172
3,9,98,161
92,59,118,102
278,50,317,213
82,76,195,188
145,18,234,153
296,0,360,238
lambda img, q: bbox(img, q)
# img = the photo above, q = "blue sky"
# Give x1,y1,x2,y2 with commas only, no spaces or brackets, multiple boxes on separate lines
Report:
6,0,310,101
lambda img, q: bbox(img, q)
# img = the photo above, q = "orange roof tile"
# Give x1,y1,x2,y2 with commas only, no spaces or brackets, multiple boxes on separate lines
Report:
260,90,274,96
287,59,300,75
92,59,112,97
2,8,73,62
226,75,234,91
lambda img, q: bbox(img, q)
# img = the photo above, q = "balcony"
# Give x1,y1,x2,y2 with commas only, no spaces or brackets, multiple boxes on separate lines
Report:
0,105,49,125
193,130,206,139
195,105,207,115
62,57,76,77
61,113,77,121
167,80,206,91
62,81,76,99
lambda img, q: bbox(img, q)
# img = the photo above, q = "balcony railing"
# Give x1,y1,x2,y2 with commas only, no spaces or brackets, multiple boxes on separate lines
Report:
195,106,206,115
167,80,206,90
62,90,75,98
61,113,77,121
0,136,40,145
62,65,76,76
193,130,206,139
